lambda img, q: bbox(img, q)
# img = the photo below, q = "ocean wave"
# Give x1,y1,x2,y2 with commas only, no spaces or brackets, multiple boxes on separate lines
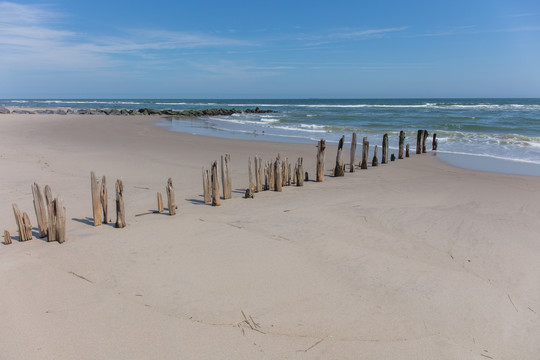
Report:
435,150,540,165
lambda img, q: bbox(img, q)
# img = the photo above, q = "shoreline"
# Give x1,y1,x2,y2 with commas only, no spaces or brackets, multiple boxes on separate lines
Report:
1,113,539,359
3,105,539,177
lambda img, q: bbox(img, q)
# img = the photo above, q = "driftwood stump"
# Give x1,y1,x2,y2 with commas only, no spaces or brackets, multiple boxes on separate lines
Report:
296,157,304,186
90,171,102,226
334,135,345,177
406,144,410,157
432,133,438,150
211,161,221,206
281,160,287,187
398,130,405,159
422,130,428,153
255,156,263,192
202,168,211,204
275,157,282,192
416,130,423,154
287,161,292,186
32,183,48,238
372,145,379,167
55,197,66,243
316,139,326,182
360,137,369,170
382,134,389,164
157,192,164,212
350,133,357,173
3,230,11,245
166,177,177,215
221,154,232,200
115,179,126,228
100,176,108,224
12,204,32,241
47,197,57,242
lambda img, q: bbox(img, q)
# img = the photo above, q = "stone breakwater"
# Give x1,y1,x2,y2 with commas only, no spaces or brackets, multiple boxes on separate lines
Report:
0,106,276,117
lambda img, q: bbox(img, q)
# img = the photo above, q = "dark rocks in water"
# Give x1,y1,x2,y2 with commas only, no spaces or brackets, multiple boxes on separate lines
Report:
0,107,10,114
55,109,67,115
244,107,276,114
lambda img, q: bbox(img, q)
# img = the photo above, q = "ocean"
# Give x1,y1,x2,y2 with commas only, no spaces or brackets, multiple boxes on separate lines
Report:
3,98,540,176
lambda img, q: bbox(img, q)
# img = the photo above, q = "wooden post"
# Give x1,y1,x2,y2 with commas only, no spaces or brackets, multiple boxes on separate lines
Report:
416,130,422,154
275,157,282,192
372,145,379,167
334,135,345,177
406,144,410,157
248,157,255,194
350,133,357,173
12,204,32,241
221,154,232,200
422,130,428,153
391,154,396,161
211,161,221,206
157,192,164,212
360,137,369,169
56,197,66,243
287,161,292,186
254,156,262,192
3,230,11,245
91,171,102,226
31,182,48,238
115,180,126,228
166,177,177,215
281,160,287,187
432,133,438,150
202,168,211,204
398,131,405,159
293,163,298,185
100,176,108,224
316,139,326,182
296,157,304,186
269,161,275,190
382,134,389,164
47,197,57,242
44,185,53,208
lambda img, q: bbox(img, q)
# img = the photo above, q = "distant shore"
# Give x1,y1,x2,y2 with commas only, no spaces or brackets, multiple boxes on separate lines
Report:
1,112,539,359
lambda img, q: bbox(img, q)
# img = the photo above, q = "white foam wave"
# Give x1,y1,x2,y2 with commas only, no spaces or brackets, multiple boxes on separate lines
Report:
436,150,540,165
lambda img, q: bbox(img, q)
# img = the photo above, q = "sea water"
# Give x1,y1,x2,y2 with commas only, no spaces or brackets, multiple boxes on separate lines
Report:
3,98,540,176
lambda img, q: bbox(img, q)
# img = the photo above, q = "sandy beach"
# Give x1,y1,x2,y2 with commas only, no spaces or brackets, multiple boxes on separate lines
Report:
1,112,539,359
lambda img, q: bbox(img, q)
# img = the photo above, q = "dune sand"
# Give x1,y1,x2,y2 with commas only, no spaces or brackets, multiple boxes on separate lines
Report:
1,113,539,359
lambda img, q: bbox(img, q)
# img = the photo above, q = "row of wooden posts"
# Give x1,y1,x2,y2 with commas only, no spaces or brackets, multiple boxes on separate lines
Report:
3,130,437,244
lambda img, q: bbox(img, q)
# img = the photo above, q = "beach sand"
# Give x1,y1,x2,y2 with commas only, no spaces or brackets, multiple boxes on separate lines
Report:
1,112,539,359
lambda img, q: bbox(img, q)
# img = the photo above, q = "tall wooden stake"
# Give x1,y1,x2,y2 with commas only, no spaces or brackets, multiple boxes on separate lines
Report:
166,177,177,215
255,156,262,192
406,144,410,157
360,137,369,169
416,130,422,154
275,157,282,192
115,180,126,228
100,176,108,224
248,157,255,193
398,131,405,159
47,195,57,242
432,133,438,150
31,182,48,238
56,197,66,243
422,130,428,153
382,134,389,164
334,135,345,177
211,161,221,206
296,157,304,186
202,168,211,204
91,171,102,226
221,154,232,200
316,139,326,182
350,133,357,173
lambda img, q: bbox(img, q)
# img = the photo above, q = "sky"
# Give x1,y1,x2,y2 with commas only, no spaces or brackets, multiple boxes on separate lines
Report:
1,0,539,98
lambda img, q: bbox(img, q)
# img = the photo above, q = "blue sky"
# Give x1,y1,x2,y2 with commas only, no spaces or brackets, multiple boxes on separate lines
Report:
1,0,539,98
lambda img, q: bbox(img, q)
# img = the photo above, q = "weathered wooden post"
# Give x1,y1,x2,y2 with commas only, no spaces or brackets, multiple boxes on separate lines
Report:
12,204,32,241
275,157,282,192
254,156,262,192
360,137,369,169
202,168,211,204
416,130,423,154
211,161,221,206
382,134,389,164
55,197,66,243
115,180,126,228
91,171,102,226
334,135,345,177
31,182,48,238
372,145,379,167
350,133,357,173
316,139,326,182
287,161,292,186
157,192,164,212
422,130,428,153
269,161,275,190
221,154,232,200
248,157,255,194
398,131,405,159
3,230,11,245
100,176,108,224
296,157,304,186
406,144,410,157
432,133,438,150
282,159,287,187
391,154,396,161
166,177,177,215
47,196,57,242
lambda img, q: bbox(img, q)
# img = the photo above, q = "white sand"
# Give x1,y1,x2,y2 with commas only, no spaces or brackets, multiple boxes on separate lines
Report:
1,113,539,359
